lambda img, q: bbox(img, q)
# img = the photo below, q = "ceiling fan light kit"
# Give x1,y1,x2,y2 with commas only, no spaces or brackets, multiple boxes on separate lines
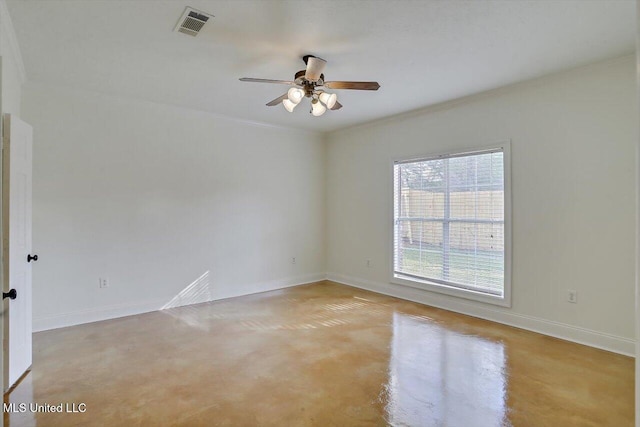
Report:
283,87,305,113
311,99,327,116
240,55,380,117
287,87,304,104
283,98,298,113
319,92,337,109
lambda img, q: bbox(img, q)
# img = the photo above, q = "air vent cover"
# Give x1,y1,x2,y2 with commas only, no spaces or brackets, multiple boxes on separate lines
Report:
174,7,213,37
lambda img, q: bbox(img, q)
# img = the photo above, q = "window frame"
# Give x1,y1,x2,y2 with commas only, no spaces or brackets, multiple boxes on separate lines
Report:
390,142,512,307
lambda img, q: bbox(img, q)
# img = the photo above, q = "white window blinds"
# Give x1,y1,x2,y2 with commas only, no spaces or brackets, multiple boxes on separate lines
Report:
393,149,505,297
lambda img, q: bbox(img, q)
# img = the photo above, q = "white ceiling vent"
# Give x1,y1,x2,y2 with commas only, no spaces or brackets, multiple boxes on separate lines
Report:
174,7,213,37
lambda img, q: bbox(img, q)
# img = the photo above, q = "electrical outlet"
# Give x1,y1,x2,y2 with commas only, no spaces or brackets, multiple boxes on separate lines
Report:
99,278,109,289
366,259,372,268
292,257,296,265
567,290,577,303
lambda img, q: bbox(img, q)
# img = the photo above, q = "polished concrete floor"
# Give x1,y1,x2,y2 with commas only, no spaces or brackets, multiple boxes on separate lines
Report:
4,281,634,426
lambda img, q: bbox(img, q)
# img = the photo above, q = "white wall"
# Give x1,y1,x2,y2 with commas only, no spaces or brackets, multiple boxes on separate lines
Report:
12,24,638,358
22,83,326,330
0,0,23,114
326,55,637,355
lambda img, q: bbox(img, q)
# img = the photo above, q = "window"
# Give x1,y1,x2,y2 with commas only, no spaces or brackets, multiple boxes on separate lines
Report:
392,145,510,306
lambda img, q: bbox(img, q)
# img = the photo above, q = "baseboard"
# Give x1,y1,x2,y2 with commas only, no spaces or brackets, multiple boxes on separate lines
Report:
33,271,635,357
326,272,635,357
33,273,326,332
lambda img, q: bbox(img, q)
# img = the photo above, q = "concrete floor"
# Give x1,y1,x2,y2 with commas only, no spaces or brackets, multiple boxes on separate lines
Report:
4,281,634,426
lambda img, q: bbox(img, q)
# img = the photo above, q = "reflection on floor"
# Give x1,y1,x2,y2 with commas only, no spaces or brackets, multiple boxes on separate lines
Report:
4,281,634,426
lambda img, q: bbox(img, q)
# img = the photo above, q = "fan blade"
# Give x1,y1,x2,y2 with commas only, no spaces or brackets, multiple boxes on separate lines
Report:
240,78,297,85
266,93,289,106
324,81,380,91
304,56,327,82
330,101,343,111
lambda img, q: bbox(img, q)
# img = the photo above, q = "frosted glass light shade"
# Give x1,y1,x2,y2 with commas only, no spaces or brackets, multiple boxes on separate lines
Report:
319,92,337,109
283,98,297,112
311,99,326,116
287,88,304,104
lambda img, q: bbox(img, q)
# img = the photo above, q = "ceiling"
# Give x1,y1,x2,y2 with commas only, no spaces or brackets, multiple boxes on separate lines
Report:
6,0,636,132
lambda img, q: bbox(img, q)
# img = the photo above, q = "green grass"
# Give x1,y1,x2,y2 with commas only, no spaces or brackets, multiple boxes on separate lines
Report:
397,246,504,294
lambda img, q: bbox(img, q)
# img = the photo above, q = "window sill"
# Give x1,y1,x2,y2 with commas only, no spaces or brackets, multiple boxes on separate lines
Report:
391,274,511,308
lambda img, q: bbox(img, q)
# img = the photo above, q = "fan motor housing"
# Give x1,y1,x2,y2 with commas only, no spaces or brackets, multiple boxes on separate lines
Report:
294,70,325,97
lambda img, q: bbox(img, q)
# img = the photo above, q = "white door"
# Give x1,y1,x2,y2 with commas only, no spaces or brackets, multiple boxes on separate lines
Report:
0,55,5,427
3,114,33,390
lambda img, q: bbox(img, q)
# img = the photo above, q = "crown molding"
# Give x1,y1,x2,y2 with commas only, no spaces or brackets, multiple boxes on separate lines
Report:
0,0,26,83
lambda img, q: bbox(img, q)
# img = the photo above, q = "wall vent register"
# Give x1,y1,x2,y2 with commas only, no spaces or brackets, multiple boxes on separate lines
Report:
174,7,213,37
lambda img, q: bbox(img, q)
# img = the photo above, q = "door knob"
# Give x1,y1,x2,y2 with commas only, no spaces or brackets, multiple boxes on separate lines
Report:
27,254,38,262
3,289,16,300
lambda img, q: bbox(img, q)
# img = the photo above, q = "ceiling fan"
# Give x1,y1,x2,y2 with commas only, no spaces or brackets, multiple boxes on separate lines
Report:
239,55,380,116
